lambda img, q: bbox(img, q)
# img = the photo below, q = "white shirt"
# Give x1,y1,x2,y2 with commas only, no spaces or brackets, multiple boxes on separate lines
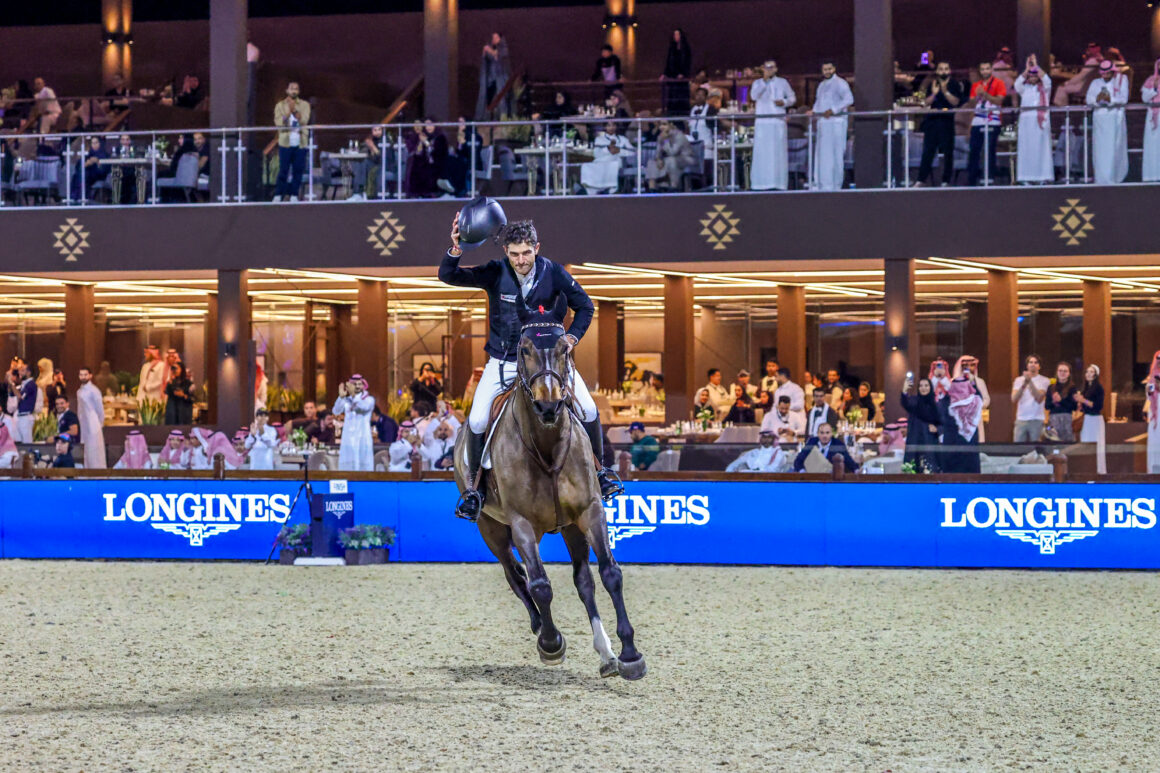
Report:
703,382,731,418
806,404,832,438
760,375,779,393
726,445,788,473
1086,74,1129,108
773,381,806,413
760,408,805,438
813,75,854,116
751,77,795,116
244,425,279,470
1012,374,1050,421
729,382,758,400
37,86,61,116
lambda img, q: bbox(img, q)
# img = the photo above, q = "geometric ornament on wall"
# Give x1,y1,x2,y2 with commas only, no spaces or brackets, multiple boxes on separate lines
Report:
53,218,91,262
1051,198,1094,247
699,203,740,251
366,211,407,257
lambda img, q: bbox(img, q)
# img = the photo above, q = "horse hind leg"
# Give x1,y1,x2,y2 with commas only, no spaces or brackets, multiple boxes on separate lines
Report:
579,503,646,681
477,515,541,635
510,516,565,665
561,523,617,678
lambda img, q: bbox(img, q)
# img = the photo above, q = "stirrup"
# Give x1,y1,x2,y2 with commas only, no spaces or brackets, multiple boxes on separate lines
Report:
597,468,624,503
456,488,483,522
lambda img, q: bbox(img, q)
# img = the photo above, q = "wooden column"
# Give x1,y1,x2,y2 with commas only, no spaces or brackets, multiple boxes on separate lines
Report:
964,301,988,365
1016,0,1051,70
210,0,248,202
1032,310,1061,372
423,0,459,120
882,258,915,422
302,302,318,403
663,276,695,425
62,285,98,399
215,270,251,432
101,0,132,88
204,295,218,424
1083,280,1112,418
597,300,621,390
776,285,806,387
853,0,892,189
356,280,391,402
987,270,1019,441
325,304,353,405
448,308,473,398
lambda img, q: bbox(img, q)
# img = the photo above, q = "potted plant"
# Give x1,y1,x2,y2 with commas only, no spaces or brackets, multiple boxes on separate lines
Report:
275,524,311,564
339,525,396,565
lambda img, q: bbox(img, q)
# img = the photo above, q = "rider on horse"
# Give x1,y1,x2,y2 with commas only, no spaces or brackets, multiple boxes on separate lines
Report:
439,208,622,521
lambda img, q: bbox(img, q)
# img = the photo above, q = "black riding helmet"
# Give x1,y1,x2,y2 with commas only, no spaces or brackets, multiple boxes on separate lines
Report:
458,195,508,251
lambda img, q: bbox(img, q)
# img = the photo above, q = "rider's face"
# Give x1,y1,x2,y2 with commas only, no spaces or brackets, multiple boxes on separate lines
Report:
504,241,537,276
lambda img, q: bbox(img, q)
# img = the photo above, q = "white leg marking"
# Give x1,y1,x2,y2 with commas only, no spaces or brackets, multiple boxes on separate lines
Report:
591,616,616,665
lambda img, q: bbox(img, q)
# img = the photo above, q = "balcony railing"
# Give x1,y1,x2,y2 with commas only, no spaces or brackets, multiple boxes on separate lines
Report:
0,103,1157,209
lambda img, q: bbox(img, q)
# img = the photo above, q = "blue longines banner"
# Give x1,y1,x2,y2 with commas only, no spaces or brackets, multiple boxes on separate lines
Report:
1,480,1159,568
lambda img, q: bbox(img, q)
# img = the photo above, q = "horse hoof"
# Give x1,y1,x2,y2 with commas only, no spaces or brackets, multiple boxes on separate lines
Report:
599,661,619,678
537,635,566,665
616,656,647,681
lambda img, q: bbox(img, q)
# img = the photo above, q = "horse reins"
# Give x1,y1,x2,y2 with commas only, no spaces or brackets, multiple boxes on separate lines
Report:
511,322,578,530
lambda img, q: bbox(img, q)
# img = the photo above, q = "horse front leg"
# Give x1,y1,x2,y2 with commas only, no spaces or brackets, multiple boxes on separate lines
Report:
578,502,646,680
561,523,618,678
510,515,565,665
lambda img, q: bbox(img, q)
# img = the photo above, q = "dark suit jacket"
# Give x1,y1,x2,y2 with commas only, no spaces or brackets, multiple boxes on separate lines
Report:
793,437,859,473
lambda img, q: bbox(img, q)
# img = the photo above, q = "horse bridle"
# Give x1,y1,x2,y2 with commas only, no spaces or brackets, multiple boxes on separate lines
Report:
515,322,576,404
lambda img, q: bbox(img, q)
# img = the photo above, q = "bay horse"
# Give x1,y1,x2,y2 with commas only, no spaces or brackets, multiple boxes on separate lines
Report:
453,321,646,680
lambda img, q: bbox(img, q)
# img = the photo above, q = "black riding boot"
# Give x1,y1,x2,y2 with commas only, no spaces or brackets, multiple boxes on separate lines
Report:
582,418,624,502
456,430,486,521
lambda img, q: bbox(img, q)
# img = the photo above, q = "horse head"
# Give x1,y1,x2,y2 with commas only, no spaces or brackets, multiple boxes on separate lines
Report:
516,321,572,426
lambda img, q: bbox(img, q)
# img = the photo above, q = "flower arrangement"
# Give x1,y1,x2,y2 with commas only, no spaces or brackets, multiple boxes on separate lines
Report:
276,524,310,549
338,524,396,549
844,406,864,425
290,427,308,449
695,407,714,430
339,525,396,565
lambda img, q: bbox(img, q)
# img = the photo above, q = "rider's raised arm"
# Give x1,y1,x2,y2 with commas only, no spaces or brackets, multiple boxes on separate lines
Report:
438,249,501,288
556,264,594,342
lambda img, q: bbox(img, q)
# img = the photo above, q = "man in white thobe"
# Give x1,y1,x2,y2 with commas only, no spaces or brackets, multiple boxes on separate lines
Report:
811,60,853,191
244,409,279,470
749,60,795,191
388,421,420,472
580,121,634,195
136,345,166,404
76,367,106,469
1013,57,1054,184
1142,59,1160,183
1086,60,1129,184
333,375,375,471
726,431,790,472
760,396,806,440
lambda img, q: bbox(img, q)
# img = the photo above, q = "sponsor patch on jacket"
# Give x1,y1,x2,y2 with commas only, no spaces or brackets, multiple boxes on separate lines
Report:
500,293,517,303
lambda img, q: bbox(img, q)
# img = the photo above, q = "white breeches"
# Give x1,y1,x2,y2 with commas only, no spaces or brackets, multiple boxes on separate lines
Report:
467,356,598,433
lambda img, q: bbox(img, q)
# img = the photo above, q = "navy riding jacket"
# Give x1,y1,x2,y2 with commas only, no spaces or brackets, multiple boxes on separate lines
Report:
438,250,595,361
